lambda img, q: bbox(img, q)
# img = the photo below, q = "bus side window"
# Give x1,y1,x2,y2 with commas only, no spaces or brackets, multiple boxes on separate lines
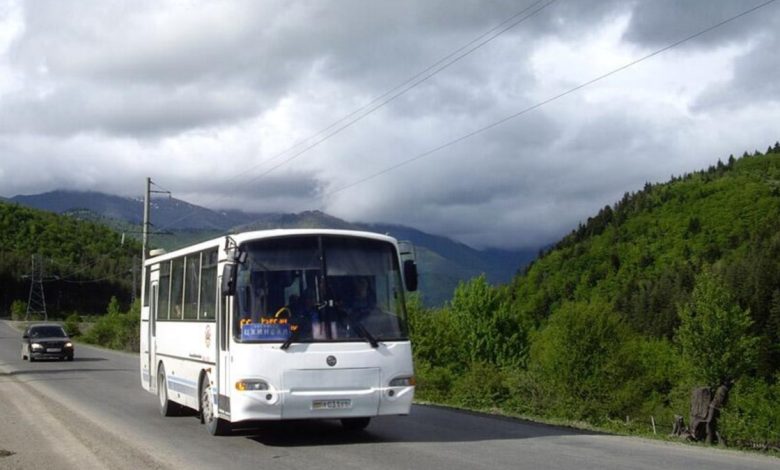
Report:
219,285,228,351
171,258,185,320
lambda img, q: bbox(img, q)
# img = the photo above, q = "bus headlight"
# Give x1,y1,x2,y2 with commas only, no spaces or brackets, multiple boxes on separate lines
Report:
389,376,415,387
31,343,43,351
235,379,269,391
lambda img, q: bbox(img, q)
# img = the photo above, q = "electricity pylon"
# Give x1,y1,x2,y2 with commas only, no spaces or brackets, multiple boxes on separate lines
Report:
26,254,47,321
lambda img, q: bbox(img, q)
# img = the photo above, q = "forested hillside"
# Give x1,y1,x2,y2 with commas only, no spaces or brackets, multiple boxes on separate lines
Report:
0,203,140,315
514,145,780,374
410,144,780,449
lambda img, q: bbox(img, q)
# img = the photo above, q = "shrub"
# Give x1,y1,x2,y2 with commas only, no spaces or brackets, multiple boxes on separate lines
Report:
407,296,462,372
502,367,545,416
527,300,638,422
10,300,26,320
80,298,140,352
414,362,456,403
450,361,510,409
448,277,529,368
107,296,122,316
720,376,780,448
613,337,684,421
63,313,82,337
675,271,759,387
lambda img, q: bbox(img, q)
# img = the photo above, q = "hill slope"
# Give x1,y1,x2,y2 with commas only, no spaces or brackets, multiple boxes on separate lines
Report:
0,203,141,315
10,190,259,230
511,146,780,374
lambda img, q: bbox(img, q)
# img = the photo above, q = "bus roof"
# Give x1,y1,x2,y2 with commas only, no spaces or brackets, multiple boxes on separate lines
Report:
144,228,399,266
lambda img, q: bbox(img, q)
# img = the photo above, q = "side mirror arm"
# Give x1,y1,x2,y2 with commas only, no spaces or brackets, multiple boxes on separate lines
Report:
221,264,237,297
403,260,418,292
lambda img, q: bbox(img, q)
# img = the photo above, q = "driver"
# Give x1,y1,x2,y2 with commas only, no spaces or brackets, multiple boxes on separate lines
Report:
350,277,375,321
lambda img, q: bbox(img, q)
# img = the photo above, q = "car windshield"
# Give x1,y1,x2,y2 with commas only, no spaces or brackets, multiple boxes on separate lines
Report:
29,326,67,338
233,235,408,343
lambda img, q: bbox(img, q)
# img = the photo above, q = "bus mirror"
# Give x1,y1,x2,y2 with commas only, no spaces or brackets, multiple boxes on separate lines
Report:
403,260,418,292
221,264,237,297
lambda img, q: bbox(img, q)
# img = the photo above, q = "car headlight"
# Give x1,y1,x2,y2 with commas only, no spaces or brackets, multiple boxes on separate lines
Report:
389,376,415,387
65,342,73,348
235,379,269,391
31,343,43,350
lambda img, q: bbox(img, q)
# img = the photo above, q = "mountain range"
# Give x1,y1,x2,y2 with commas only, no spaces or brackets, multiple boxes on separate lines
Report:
8,190,538,305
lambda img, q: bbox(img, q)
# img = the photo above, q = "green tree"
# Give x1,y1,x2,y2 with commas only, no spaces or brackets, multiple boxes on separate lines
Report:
10,300,27,320
675,271,759,387
107,296,122,316
528,300,637,420
719,376,780,448
448,276,528,368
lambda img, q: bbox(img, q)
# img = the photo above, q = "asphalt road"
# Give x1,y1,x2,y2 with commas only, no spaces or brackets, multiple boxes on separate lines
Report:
0,320,777,470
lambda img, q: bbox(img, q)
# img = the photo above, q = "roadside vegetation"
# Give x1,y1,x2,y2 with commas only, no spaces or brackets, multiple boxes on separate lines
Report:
79,297,140,352
409,145,780,453
7,296,141,353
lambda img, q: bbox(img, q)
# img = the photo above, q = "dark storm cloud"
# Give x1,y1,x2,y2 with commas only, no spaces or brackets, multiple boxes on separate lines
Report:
622,0,780,111
692,11,780,109
0,84,260,137
622,0,775,47
1,0,779,249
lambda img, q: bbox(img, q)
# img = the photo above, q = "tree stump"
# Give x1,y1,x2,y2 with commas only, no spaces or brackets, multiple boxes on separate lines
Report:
686,383,731,444
705,383,729,445
670,415,689,438
690,387,711,441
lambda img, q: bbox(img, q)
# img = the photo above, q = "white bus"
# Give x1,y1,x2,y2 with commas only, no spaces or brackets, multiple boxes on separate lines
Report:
140,229,418,435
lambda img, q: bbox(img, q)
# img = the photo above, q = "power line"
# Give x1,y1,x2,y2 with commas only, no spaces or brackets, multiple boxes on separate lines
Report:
229,0,556,184
322,0,778,199
35,254,135,285
155,0,557,232
238,0,557,178
44,248,134,282
57,271,132,284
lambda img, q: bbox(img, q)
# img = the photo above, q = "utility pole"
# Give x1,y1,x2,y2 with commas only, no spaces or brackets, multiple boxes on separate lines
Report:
26,254,47,321
131,254,138,303
142,177,151,270
141,177,172,303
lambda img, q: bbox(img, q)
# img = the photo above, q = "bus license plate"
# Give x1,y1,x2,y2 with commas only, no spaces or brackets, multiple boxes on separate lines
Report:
312,399,352,410
47,348,61,353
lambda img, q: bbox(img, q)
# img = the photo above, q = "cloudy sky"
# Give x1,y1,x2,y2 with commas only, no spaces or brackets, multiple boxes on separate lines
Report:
1,0,779,249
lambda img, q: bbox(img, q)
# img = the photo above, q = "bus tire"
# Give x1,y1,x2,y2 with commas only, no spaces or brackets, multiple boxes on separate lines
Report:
157,364,181,417
200,376,231,436
341,417,371,431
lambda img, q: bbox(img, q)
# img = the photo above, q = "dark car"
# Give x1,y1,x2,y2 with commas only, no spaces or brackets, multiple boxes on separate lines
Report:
21,324,74,362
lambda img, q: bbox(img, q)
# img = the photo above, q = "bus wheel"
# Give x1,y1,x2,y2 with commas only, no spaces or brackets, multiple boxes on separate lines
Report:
200,377,231,436
158,364,180,417
341,417,371,431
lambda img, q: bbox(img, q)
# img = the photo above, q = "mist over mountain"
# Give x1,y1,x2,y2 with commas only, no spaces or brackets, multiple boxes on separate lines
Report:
10,190,259,230
9,190,538,305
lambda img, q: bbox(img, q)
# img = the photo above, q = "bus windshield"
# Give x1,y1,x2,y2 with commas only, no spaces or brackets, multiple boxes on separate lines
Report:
233,235,408,344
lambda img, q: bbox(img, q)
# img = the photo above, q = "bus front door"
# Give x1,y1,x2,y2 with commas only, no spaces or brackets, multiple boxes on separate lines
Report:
217,284,231,419
149,282,158,392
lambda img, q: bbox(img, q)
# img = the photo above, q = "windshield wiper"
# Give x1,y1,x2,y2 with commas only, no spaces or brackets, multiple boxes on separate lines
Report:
280,327,301,350
344,315,379,348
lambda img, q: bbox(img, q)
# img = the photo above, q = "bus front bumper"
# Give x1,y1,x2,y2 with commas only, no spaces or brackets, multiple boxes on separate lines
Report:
227,385,414,422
